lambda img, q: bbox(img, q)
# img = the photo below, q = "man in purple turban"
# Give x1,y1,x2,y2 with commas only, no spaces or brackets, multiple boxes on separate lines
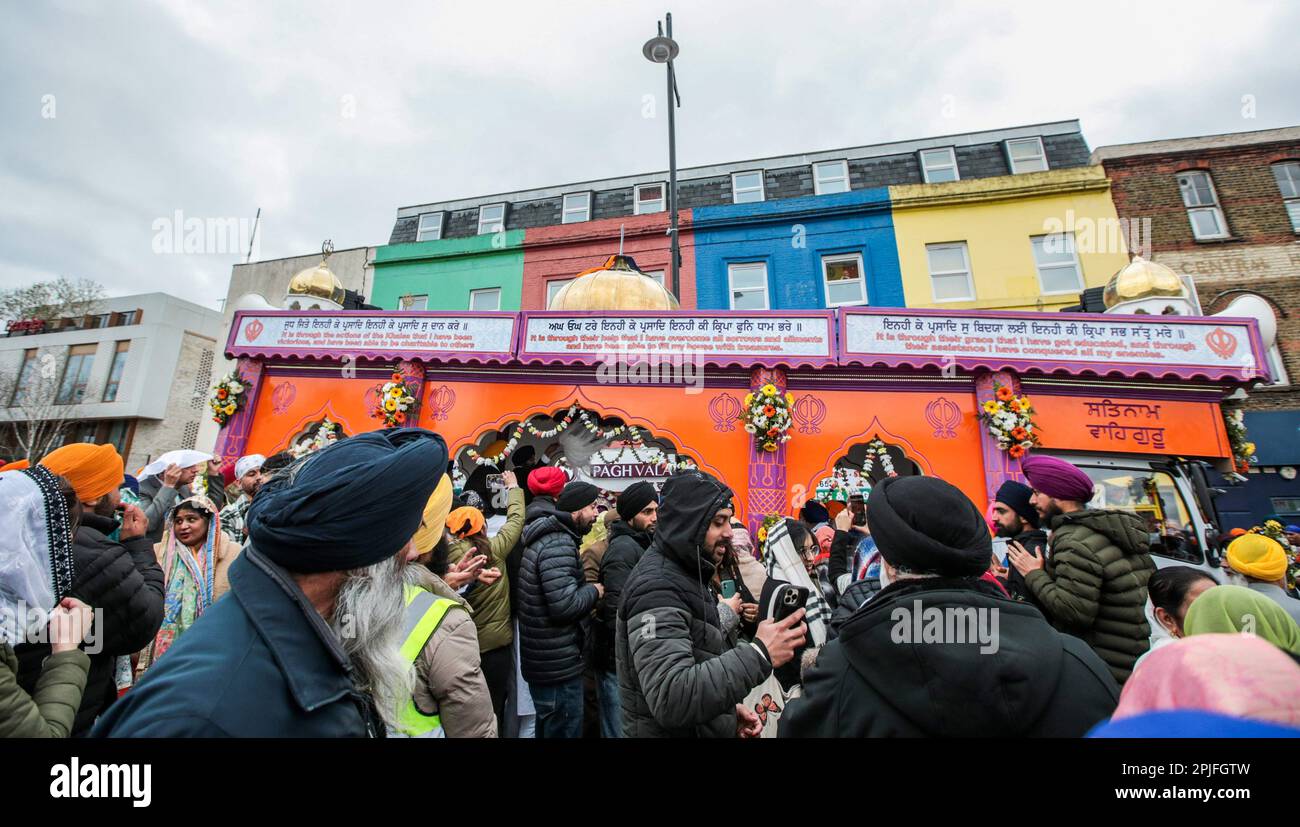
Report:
1007,453,1156,685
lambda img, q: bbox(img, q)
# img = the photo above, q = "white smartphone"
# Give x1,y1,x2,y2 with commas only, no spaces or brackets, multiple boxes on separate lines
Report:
991,537,1009,565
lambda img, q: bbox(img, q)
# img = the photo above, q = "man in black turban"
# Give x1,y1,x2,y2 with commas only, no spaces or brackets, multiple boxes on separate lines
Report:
780,475,1119,738
94,428,449,737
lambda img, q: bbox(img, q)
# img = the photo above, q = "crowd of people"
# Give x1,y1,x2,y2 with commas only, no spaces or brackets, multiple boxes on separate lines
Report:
2,428,1299,739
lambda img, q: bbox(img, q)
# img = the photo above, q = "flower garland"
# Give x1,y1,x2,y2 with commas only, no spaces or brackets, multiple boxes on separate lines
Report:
741,383,794,453
290,418,340,459
372,371,417,428
209,372,246,427
1223,408,1255,476
462,405,694,469
755,513,784,556
863,437,897,479
978,383,1040,459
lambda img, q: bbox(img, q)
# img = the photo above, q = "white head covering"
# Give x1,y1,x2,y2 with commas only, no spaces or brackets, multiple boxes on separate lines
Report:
138,449,212,480
235,454,266,480
763,519,829,647
0,467,76,645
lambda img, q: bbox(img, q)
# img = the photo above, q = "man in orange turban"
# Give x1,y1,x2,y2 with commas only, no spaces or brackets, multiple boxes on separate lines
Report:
39,443,125,502
27,442,162,735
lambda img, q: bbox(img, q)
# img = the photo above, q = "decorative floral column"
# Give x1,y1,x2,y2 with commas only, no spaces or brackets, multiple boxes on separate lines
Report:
214,357,266,478
746,367,789,537
398,359,426,429
974,369,1023,506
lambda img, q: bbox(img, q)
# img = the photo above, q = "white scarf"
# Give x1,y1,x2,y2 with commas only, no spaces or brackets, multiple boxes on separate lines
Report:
763,520,829,646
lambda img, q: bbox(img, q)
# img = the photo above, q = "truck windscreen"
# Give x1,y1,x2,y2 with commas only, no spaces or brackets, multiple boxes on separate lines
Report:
1075,466,1204,565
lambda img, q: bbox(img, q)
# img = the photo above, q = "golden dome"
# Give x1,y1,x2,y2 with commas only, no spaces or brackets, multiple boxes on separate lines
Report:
287,260,345,306
549,254,680,311
1102,256,1187,309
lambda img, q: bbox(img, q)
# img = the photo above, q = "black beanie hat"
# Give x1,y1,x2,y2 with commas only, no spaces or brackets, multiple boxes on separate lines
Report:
866,476,991,577
616,481,658,523
557,480,599,513
994,480,1039,529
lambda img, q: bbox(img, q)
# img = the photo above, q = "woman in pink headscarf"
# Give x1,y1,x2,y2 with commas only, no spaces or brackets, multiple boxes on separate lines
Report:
1111,633,1300,728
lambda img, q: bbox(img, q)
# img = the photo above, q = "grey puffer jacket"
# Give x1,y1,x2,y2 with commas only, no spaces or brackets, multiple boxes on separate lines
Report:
517,501,600,686
616,471,771,738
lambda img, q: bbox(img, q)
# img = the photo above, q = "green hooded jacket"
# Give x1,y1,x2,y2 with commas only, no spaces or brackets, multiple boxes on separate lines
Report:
1025,508,1156,684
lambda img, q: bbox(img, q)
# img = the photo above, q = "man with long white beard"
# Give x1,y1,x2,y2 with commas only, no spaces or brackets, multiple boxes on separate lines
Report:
92,428,448,737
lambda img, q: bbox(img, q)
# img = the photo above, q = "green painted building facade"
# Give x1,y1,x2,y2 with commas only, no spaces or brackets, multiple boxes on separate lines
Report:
370,231,525,310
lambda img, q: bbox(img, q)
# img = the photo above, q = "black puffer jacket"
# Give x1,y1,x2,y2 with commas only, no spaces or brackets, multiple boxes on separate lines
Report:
506,495,557,619
593,520,652,673
517,500,600,685
781,577,1120,737
616,471,771,738
15,512,165,735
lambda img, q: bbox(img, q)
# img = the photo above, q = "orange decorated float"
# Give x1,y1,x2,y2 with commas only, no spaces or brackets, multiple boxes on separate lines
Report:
216,256,1271,567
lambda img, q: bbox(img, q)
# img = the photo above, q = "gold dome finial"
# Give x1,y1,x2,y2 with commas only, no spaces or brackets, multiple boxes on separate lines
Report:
549,254,680,311
1102,256,1187,309
287,240,345,307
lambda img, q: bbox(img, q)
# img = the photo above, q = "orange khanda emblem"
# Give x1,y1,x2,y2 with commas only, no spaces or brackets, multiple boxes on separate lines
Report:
244,319,265,342
1205,328,1238,360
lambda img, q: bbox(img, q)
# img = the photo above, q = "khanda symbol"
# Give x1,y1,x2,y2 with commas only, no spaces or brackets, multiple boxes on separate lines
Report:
428,385,456,421
271,381,297,415
708,393,741,432
792,395,826,435
924,397,960,439
1205,328,1238,360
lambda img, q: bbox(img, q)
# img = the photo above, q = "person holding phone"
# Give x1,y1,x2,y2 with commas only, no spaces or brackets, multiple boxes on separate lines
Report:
616,470,806,738
782,476,1120,738
990,480,1047,605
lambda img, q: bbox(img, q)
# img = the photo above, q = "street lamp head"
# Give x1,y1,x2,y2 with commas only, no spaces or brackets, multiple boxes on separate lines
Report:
642,35,679,64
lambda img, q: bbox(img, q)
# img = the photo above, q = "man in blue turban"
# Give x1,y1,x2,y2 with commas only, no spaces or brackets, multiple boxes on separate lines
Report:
94,428,448,737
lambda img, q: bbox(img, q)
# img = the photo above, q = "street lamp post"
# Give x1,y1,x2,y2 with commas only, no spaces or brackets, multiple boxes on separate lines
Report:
643,13,681,301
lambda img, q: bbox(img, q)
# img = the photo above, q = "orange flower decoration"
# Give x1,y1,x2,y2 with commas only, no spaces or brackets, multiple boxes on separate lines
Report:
391,372,403,383
216,388,229,400
996,386,1015,401
767,427,779,437
395,412,406,424
1009,401,1021,413
1011,426,1028,441
1008,444,1027,459
762,405,775,417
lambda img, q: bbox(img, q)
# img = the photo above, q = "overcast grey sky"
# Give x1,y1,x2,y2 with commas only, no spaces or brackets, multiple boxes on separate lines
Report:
2,0,1296,309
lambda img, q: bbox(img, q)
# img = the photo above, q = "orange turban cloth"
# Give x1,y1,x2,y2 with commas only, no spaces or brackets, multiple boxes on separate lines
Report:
0,459,30,473
39,443,125,501
447,506,486,539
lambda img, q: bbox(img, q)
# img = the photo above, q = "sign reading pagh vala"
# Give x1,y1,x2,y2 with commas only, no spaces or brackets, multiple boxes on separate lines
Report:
841,309,1267,381
519,311,835,366
228,312,517,361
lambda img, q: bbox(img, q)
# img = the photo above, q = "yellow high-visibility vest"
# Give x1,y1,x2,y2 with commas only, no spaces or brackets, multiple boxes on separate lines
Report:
396,584,460,737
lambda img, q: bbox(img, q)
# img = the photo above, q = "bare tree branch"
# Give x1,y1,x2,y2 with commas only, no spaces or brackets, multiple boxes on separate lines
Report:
0,277,105,327
0,350,101,462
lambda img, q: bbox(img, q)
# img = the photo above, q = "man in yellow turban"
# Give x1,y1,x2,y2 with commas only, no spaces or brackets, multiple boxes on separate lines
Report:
1225,533,1300,626
400,474,497,737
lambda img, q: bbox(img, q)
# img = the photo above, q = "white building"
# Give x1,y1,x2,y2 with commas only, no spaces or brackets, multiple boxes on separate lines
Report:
195,245,375,452
0,293,223,471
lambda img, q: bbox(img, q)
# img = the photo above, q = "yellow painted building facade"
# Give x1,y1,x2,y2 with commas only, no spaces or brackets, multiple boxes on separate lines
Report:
889,166,1131,311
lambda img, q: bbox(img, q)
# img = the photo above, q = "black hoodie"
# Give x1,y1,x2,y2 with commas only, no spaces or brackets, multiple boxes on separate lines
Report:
780,577,1119,737
592,520,652,672
615,471,772,738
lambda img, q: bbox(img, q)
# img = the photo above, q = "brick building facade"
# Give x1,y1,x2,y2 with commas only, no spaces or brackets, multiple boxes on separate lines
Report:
1094,126,1300,524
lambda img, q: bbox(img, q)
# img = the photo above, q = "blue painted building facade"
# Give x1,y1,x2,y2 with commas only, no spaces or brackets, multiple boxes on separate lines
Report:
691,188,905,310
